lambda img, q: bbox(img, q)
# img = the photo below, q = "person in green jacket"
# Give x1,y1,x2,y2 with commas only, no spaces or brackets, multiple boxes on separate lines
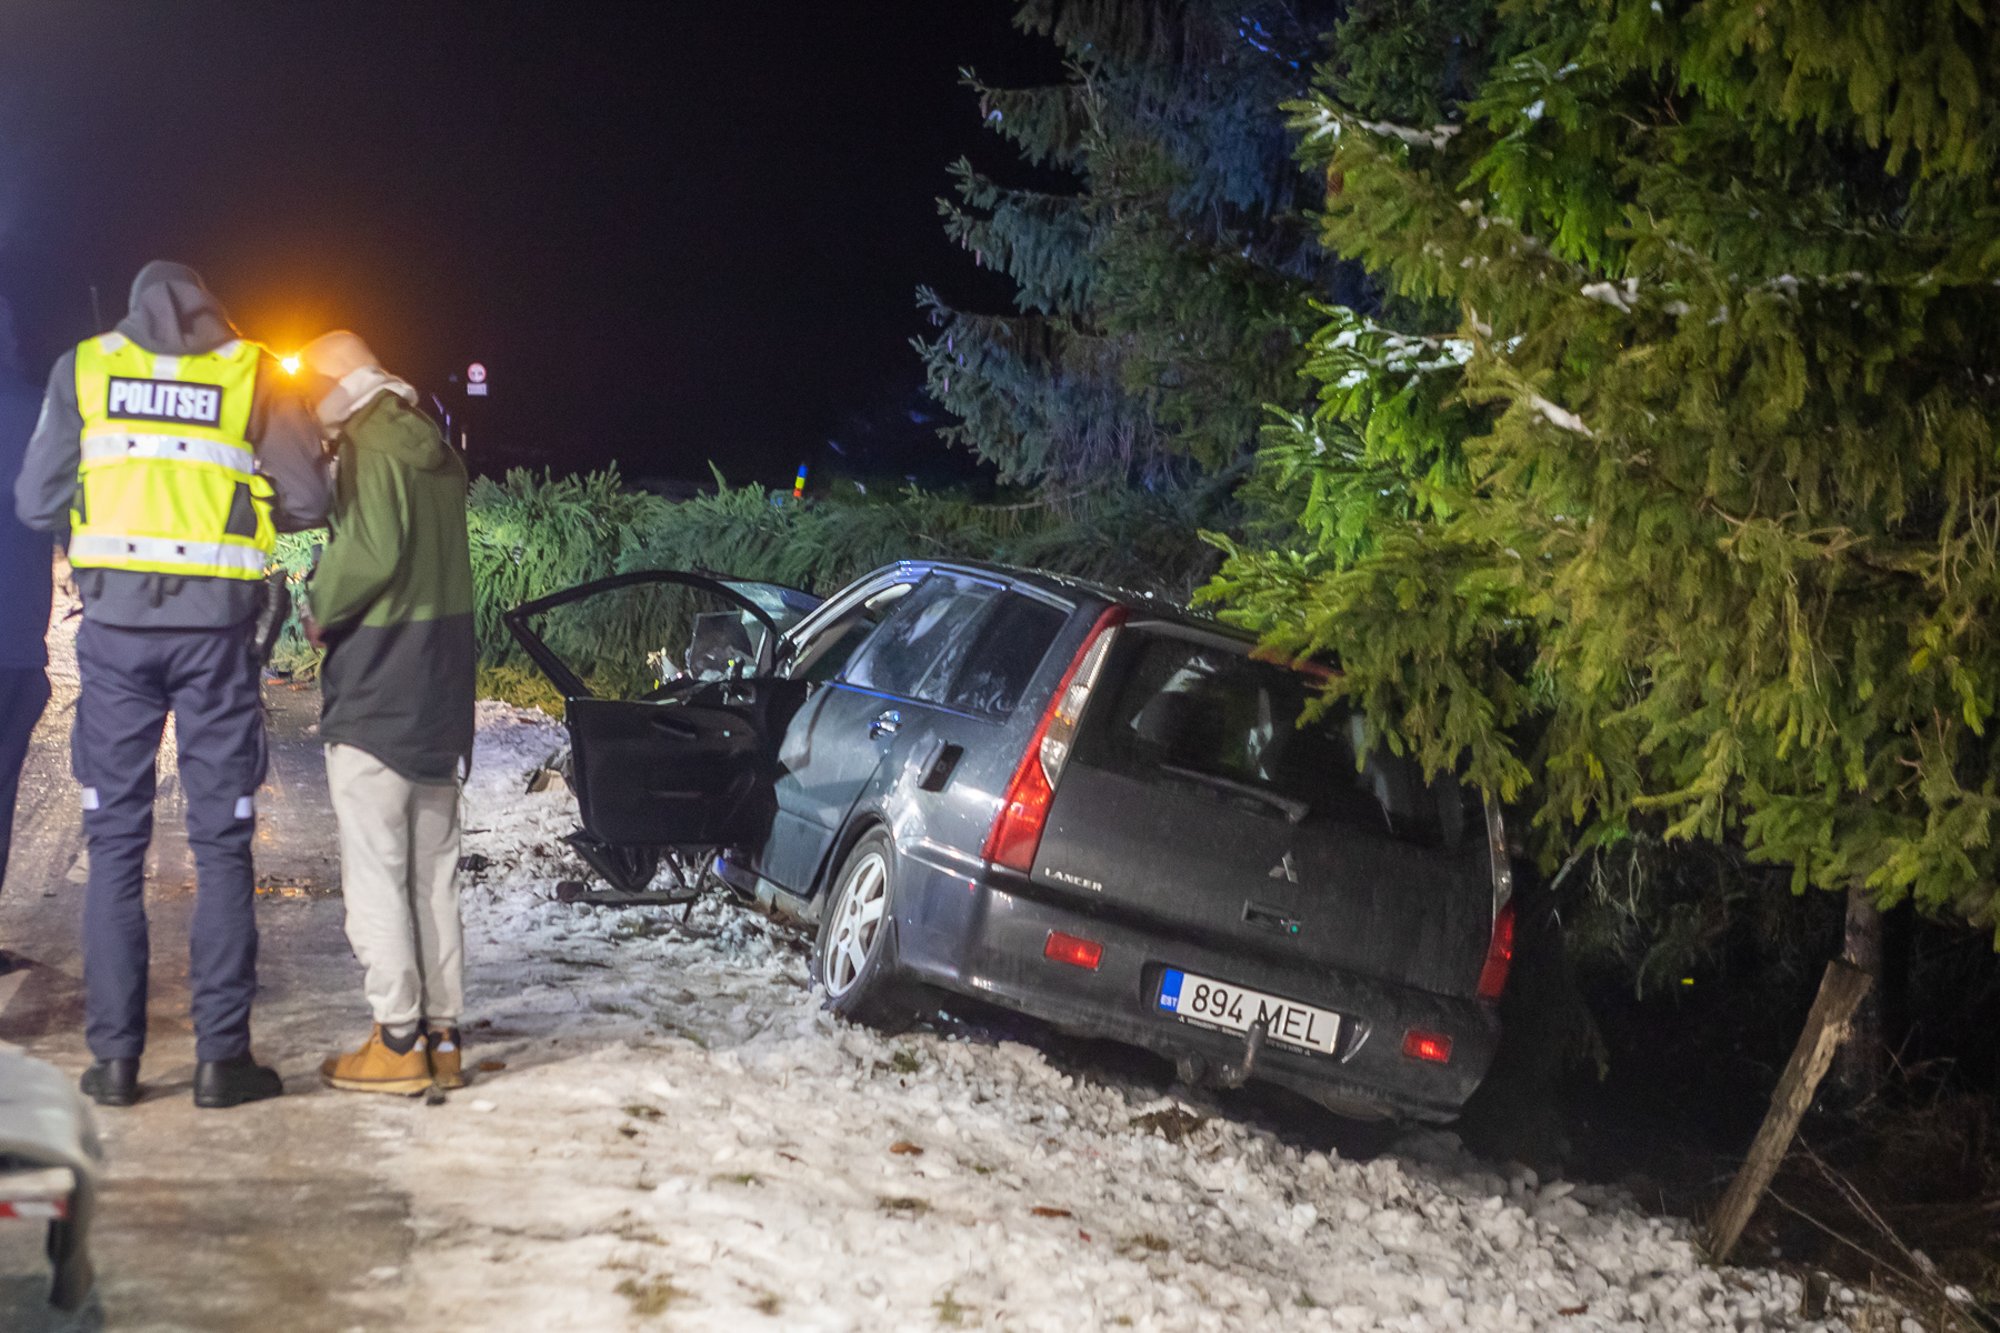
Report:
297,331,476,1095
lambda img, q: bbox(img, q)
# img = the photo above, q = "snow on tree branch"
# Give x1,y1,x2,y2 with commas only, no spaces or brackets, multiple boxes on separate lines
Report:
1296,104,1462,151
1528,393,1592,437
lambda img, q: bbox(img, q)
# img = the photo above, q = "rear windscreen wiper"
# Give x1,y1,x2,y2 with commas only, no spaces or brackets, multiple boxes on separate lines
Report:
1158,763,1310,824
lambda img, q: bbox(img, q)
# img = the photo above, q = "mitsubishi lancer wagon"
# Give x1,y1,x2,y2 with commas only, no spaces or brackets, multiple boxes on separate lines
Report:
505,560,1516,1122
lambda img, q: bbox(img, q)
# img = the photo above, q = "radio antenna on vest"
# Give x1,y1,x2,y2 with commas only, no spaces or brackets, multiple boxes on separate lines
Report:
88,284,103,332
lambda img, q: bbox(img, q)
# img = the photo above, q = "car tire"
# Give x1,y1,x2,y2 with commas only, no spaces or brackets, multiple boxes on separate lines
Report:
813,828,916,1029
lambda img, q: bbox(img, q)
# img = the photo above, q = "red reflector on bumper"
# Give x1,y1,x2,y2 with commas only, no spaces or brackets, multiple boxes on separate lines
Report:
0,1200,68,1221
1043,931,1103,970
1401,1030,1453,1064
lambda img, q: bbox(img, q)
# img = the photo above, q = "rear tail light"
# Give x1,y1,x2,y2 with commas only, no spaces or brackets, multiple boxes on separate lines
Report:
1478,797,1516,1001
1401,1030,1453,1063
1043,930,1104,970
1477,899,1516,1000
984,606,1128,872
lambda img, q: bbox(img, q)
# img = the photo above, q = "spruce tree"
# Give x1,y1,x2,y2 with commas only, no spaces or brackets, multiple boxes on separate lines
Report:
917,0,1348,490
1210,0,2000,980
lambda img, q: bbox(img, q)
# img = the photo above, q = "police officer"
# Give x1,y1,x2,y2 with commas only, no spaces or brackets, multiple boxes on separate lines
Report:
14,262,330,1108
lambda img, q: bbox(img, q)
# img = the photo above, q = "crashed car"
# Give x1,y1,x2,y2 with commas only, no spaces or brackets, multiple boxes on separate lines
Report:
505,561,1515,1122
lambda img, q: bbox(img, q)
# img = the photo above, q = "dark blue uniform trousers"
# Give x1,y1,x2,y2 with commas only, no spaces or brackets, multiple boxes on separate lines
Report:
0,666,51,889
74,620,267,1063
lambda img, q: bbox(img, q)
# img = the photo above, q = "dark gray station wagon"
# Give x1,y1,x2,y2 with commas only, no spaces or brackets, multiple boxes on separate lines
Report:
506,560,1516,1122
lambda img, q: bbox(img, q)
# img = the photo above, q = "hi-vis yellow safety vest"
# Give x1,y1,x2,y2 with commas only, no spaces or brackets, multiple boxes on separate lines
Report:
70,333,275,581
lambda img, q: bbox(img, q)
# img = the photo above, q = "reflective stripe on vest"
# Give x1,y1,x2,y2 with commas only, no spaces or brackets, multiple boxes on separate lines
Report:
67,534,268,574
71,335,274,582
79,433,260,475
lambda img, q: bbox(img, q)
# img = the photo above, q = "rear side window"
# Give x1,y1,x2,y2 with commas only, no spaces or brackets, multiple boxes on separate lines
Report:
935,594,1066,717
841,574,997,699
1077,631,1474,850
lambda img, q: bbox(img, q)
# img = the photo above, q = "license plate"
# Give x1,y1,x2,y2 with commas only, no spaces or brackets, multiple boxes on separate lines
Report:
1156,968,1340,1055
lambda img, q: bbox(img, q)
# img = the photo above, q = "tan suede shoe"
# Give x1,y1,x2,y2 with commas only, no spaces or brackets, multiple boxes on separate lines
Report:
424,1024,466,1091
320,1026,432,1095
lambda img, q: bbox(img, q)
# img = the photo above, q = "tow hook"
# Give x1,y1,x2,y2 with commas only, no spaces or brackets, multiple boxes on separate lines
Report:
1215,1020,1267,1089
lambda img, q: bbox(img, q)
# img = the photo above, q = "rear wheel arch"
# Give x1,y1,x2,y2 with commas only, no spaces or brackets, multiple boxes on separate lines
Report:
807,811,892,916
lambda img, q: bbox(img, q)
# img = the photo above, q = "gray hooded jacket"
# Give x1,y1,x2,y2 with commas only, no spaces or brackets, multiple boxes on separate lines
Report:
14,262,331,629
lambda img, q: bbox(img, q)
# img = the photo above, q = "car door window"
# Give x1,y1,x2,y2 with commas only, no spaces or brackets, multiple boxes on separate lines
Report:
502,569,793,702
934,593,1067,717
840,574,997,699
783,581,915,683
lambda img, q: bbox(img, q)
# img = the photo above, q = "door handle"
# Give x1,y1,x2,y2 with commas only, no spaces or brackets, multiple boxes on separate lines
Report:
869,709,902,739
647,714,699,740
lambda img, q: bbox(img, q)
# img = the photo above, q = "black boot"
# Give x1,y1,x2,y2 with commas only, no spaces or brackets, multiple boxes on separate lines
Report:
79,1058,140,1108
193,1055,284,1109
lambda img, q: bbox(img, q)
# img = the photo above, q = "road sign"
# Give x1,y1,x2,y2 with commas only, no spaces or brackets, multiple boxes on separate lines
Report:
467,362,488,397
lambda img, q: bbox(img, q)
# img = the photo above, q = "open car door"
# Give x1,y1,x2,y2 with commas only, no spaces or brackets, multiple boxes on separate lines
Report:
503,570,821,895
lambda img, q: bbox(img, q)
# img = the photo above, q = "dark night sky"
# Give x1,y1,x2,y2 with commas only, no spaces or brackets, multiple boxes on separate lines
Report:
0,3,1046,486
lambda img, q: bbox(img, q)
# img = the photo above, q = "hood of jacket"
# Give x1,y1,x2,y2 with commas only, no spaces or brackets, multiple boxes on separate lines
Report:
345,391,456,473
316,362,419,433
116,261,236,355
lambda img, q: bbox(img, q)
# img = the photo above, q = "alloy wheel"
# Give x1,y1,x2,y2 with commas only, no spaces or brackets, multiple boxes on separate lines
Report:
823,848,889,998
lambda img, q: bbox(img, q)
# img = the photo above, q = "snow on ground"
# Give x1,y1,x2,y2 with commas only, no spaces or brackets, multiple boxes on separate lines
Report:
363,703,1872,1332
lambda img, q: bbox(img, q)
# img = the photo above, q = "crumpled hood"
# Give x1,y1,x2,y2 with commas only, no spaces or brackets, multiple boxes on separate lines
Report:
348,391,455,472
116,260,236,354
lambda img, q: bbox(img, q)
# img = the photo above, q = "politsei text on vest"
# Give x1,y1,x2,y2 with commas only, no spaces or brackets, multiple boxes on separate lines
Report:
105,376,225,427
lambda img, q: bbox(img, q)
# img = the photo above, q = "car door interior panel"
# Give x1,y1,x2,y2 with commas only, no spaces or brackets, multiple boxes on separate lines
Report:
568,692,771,847
502,568,821,858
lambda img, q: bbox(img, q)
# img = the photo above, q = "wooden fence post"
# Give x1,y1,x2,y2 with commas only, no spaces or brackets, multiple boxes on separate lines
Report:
1704,958,1872,1264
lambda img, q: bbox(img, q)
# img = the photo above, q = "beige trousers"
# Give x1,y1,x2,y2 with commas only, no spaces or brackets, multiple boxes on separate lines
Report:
325,743,465,1028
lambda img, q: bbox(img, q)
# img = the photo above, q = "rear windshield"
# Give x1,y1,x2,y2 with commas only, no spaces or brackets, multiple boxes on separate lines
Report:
1076,630,1476,850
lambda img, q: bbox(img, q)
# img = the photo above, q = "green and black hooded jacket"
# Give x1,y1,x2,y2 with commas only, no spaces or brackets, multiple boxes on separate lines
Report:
311,393,475,782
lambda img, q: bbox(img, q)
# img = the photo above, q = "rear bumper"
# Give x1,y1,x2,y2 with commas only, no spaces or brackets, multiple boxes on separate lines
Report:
897,856,1499,1123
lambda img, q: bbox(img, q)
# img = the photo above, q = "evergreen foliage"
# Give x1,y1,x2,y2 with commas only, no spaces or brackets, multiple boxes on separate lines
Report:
915,0,1347,487
275,468,1220,708
1210,0,2000,941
